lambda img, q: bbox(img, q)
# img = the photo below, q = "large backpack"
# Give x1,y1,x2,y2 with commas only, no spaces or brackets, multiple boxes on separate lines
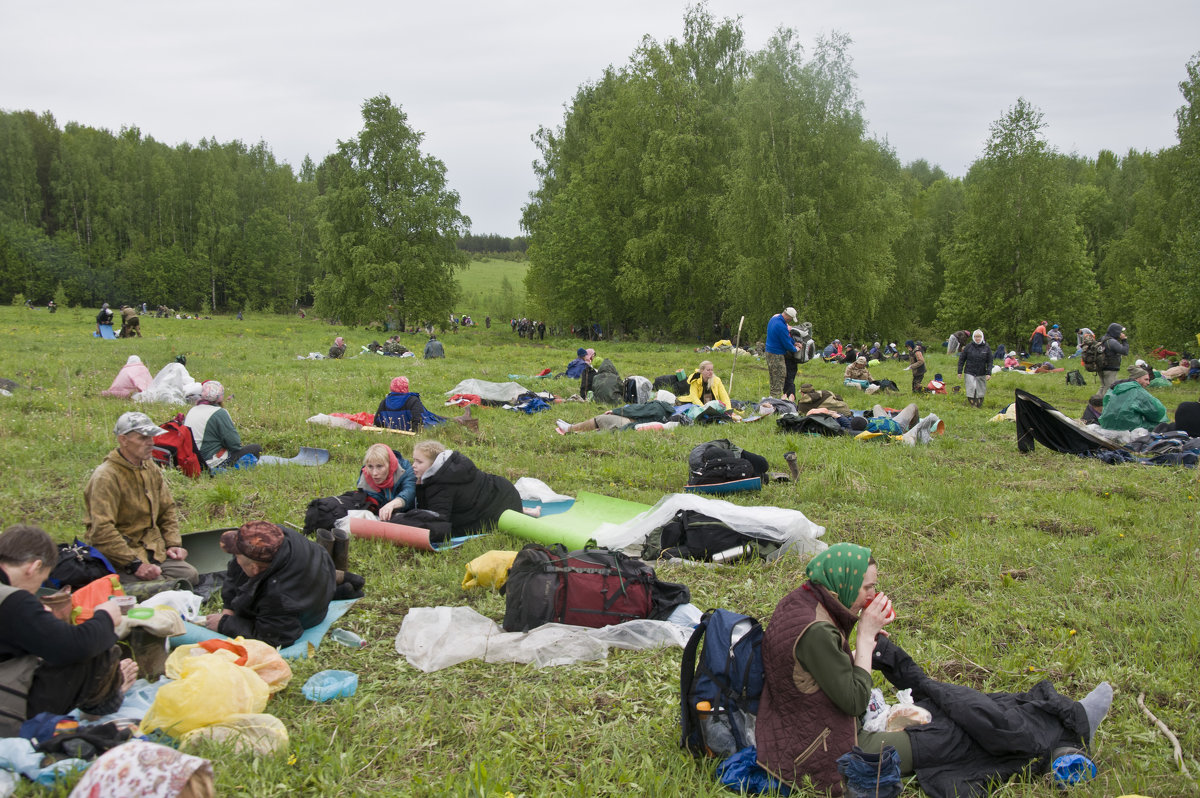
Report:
622,376,652,404
688,450,756,486
502,543,662,632
680,609,765,758
1080,333,1105,373
45,540,117,590
150,418,204,478
303,490,371,535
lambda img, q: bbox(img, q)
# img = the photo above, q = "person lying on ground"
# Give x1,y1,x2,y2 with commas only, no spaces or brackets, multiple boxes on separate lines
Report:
682,360,731,409
388,441,525,542
843,356,872,382
358,443,416,521
0,524,138,735
84,412,198,587
328,337,346,359
100,355,152,399
1161,359,1190,381
795,383,850,415
373,375,447,433
1098,366,1168,431
203,521,358,648
184,381,261,469
756,542,1111,797
555,399,677,434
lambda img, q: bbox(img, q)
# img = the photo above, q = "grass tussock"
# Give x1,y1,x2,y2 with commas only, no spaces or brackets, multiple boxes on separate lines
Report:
1,307,1198,796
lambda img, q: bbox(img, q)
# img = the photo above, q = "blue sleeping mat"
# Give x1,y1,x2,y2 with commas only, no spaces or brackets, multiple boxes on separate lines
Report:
683,477,762,494
170,599,359,659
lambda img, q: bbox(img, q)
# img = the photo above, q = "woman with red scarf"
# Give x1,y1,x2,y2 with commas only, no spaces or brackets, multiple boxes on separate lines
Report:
357,444,416,521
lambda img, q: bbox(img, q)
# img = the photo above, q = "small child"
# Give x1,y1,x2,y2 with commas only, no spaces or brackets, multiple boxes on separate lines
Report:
925,373,947,395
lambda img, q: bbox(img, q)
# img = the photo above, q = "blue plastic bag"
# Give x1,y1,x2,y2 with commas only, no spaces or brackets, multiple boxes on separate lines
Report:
302,670,358,702
1051,752,1097,786
715,746,790,795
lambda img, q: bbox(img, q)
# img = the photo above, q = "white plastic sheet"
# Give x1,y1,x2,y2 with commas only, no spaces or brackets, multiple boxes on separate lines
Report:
132,362,201,406
514,477,573,504
586,494,827,557
306,413,364,430
394,606,692,672
443,379,530,405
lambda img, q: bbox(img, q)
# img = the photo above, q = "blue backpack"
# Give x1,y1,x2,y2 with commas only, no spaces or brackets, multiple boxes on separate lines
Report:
680,609,765,758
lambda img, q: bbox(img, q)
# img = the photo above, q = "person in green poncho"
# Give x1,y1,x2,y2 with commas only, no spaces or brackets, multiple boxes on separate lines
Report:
756,542,1113,796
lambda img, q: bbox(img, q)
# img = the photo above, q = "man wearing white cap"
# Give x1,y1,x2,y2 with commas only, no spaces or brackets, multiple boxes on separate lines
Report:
765,306,800,399
83,412,197,586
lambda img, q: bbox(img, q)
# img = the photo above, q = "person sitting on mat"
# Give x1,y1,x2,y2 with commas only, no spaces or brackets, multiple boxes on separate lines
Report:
756,542,1111,796
387,441,525,542
358,443,416,521
184,381,262,469
203,521,361,648
681,360,731,409
373,376,447,433
0,524,139,735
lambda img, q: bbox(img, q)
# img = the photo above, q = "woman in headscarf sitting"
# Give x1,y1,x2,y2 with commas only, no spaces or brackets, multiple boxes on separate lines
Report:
373,376,447,433
183,381,261,469
564,347,595,379
682,360,731,409
756,542,1111,797
100,355,153,398
328,336,346,359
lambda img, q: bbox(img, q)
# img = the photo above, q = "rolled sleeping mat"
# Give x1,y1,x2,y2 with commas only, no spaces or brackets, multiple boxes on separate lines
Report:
347,517,434,552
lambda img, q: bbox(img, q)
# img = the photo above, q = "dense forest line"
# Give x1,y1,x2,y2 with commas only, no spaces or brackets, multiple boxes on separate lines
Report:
2,8,1197,347
522,9,1200,348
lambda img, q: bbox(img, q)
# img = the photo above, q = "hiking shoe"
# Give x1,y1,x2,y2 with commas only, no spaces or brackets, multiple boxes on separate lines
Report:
556,419,570,435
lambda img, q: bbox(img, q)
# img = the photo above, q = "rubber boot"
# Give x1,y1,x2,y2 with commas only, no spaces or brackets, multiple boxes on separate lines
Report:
128,627,170,679
330,527,350,571
316,528,337,562
453,405,479,433
784,451,800,481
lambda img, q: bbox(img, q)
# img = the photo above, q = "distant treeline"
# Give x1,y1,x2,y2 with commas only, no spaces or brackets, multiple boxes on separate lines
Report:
457,234,528,254
522,8,1200,348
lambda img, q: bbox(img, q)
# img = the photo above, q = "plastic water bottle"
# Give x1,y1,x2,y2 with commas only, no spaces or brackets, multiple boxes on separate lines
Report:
328,628,365,648
696,701,737,757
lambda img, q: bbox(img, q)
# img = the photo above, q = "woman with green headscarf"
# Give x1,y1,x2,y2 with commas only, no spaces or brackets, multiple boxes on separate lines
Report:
756,543,1112,796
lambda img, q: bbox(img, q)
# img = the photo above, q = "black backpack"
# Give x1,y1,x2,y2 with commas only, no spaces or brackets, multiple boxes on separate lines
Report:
688,449,756,485
643,509,753,561
303,490,370,535
1066,369,1087,386
46,540,117,590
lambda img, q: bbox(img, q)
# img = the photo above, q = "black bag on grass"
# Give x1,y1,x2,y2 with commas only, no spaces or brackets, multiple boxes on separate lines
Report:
46,541,116,590
303,490,370,535
643,510,753,561
1066,369,1086,386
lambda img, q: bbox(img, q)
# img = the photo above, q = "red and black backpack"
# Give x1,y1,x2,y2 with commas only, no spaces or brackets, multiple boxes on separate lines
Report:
151,414,205,478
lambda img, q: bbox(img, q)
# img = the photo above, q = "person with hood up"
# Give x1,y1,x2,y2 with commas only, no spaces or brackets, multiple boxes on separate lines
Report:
202,521,341,648
756,542,1112,797
683,360,731,409
373,376,447,433
1098,366,1168,431
957,329,993,408
184,381,261,469
765,307,799,399
405,441,523,541
588,357,623,404
1047,339,1064,360
328,337,346,359
100,355,153,398
1098,323,1129,392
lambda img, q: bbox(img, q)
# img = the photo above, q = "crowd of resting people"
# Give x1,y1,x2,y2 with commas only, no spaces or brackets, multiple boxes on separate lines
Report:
8,329,1193,795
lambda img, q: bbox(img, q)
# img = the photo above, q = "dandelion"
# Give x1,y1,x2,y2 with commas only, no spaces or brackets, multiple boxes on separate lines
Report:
287,754,298,766
1069,629,1076,636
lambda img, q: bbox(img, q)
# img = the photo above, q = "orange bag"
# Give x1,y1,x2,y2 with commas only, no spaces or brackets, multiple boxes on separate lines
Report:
70,575,124,624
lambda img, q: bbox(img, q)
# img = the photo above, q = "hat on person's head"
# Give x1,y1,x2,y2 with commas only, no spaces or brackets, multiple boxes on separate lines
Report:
1127,365,1149,379
849,416,868,431
233,521,284,564
101,302,109,309
390,376,409,394
1135,359,1148,369
577,347,587,358
856,356,866,365
334,336,344,346
783,307,798,322
799,383,815,393
905,339,915,349
584,348,595,361
934,373,943,382
114,411,166,437
1051,324,1059,329
126,355,142,366
199,380,224,404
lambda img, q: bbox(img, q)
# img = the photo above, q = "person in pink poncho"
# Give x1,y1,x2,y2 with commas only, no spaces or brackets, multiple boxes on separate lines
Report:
100,355,152,398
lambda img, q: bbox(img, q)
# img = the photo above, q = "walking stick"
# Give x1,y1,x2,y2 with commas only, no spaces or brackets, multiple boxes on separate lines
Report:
728,316,745,395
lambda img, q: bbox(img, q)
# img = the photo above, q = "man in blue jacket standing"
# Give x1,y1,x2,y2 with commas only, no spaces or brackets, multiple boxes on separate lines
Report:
765,306,799,399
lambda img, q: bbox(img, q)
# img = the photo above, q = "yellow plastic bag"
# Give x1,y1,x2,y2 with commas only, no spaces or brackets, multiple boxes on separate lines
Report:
165,637,291,693
179,713,288,755
141,655,269,736
462,550,517,591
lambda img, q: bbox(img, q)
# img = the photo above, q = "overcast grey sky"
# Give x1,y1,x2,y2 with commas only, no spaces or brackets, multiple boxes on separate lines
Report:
3,1,1197,235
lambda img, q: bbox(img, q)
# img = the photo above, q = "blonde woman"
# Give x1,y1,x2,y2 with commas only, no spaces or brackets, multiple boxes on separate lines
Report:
683,361,731,409
406,441,523,541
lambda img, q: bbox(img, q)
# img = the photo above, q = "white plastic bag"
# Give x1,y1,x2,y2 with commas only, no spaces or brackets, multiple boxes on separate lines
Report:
139,590,203,622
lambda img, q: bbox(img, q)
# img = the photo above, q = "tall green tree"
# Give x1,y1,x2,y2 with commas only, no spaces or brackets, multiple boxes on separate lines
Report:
937,98,1097,346
313,95,469,327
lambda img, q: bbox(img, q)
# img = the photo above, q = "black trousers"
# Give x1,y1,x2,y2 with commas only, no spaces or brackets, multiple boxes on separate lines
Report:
27,645,124,718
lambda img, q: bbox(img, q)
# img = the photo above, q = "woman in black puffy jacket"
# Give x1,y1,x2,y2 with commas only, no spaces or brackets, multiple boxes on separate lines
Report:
406,441,523,542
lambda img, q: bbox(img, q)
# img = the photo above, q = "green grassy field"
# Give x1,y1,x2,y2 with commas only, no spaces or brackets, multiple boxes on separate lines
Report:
454,258,529,323
0,306,1197,797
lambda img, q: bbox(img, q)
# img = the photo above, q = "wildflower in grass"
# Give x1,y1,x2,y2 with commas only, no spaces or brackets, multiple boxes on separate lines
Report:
1069,629,1076,636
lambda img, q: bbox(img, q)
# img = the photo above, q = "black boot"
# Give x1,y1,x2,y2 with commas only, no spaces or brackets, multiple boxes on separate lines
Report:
316,528,337,563
330,527,350,571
